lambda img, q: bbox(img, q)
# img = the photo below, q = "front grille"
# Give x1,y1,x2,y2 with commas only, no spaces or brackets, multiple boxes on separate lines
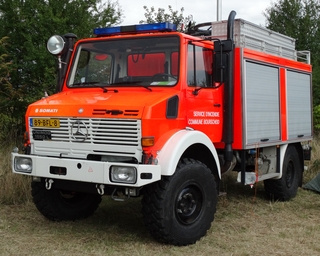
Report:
30,118,142,159
46,118,140,145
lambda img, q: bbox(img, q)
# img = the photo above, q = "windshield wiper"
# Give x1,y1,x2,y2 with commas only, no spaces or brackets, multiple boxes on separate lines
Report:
72,81,152,92
143,86,152,91
101,87,119,93
107,82,152,92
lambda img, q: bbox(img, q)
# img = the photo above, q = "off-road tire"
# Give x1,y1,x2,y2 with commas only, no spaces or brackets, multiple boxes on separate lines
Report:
142,158,217,245
31,180,102,221
264,145,302,201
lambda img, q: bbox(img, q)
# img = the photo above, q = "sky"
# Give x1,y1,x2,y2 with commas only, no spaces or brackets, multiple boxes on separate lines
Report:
118,0,272,27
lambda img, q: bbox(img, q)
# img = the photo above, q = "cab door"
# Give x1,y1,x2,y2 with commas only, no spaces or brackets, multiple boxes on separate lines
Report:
186,43,223,142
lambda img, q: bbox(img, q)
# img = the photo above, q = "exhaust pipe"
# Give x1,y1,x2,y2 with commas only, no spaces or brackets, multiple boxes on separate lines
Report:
221,10,237,174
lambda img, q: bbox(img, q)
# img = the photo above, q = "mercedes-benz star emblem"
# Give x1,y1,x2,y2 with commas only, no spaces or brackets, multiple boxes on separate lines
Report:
71,120,88,142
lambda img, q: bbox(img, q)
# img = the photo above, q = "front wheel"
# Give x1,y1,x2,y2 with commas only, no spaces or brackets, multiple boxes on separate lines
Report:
264,145,302,201
142,158,218,245
31,180,102,221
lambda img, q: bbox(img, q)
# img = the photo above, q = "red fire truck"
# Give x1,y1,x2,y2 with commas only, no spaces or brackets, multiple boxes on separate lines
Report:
12,11,312,245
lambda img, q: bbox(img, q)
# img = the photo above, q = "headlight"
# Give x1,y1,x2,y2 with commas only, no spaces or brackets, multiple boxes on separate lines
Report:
110,166,137,184
14,157,32,173
47,35,65,55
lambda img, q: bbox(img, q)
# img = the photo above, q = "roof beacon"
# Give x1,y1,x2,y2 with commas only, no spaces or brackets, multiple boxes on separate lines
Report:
94,22,177,36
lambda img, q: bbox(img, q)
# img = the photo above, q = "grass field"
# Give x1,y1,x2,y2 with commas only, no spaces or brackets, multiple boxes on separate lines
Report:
1,141,320,255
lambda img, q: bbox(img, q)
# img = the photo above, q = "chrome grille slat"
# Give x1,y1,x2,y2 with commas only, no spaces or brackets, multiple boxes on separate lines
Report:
31,118,140,144
30,118,142,159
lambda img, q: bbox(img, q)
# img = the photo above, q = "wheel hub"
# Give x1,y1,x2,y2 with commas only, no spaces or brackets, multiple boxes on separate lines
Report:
176,185,203,225
178,192,196,214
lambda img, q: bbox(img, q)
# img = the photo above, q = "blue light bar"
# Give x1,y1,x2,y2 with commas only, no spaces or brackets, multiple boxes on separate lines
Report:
94,22,177,36
135,22,176,32
94,26,121,35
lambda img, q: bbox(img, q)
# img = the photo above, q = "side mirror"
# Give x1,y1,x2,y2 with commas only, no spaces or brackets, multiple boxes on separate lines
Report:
213,39,233,83
213,51,228,83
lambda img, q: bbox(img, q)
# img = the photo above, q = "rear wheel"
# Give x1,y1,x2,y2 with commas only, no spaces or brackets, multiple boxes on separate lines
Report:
264,145,302,201
31,180,102,221
142,158,217,245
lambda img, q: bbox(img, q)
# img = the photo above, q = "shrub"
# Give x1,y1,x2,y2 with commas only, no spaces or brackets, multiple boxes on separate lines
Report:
313,105,320,133
0,141,31,204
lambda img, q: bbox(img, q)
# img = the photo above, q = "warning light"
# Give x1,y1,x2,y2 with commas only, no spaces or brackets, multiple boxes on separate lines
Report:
94,22,177,36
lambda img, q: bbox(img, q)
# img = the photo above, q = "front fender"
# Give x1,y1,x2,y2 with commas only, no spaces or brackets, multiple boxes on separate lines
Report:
157,129,221,177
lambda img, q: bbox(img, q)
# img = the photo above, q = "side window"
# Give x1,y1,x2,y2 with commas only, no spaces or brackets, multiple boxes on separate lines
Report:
187,44,213,87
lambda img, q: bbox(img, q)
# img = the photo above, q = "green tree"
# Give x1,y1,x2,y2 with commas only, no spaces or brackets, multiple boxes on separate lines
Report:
264,0,320,102
0,37,11,98
0,0,123,140
0,36,18,141
264,0,320,59
140,5,193,31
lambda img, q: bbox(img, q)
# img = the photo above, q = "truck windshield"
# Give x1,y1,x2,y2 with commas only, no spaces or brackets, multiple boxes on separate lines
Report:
67,36,180,88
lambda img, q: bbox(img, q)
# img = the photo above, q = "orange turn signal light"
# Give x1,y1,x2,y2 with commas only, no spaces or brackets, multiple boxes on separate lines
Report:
141,137,155,147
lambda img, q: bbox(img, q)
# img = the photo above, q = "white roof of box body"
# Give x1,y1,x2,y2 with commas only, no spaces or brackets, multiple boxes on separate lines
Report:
211,19,305,62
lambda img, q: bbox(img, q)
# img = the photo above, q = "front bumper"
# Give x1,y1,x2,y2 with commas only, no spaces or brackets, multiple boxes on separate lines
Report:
11,153,161,187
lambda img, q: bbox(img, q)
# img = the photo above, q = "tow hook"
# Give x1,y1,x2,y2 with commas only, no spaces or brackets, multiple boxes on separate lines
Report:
45,179,54,190
96,184,105,195
111,188,130,202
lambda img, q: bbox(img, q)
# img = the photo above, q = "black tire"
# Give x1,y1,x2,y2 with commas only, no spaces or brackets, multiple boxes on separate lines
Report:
31,180,102,221
264,145,302,201
142,158,217,245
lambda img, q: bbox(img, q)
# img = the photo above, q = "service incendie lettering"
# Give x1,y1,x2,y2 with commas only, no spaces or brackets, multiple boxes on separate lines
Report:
188,111,220,125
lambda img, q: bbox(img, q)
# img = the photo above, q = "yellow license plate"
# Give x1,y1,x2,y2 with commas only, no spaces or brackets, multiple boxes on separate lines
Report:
31,118,60,128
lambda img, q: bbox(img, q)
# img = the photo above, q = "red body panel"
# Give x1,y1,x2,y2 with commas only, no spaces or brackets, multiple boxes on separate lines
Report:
25,32,312,153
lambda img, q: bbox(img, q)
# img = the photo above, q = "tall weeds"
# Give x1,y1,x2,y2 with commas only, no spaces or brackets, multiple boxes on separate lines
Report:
304,135,320,183
0,142,31,204
1,136,320,204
